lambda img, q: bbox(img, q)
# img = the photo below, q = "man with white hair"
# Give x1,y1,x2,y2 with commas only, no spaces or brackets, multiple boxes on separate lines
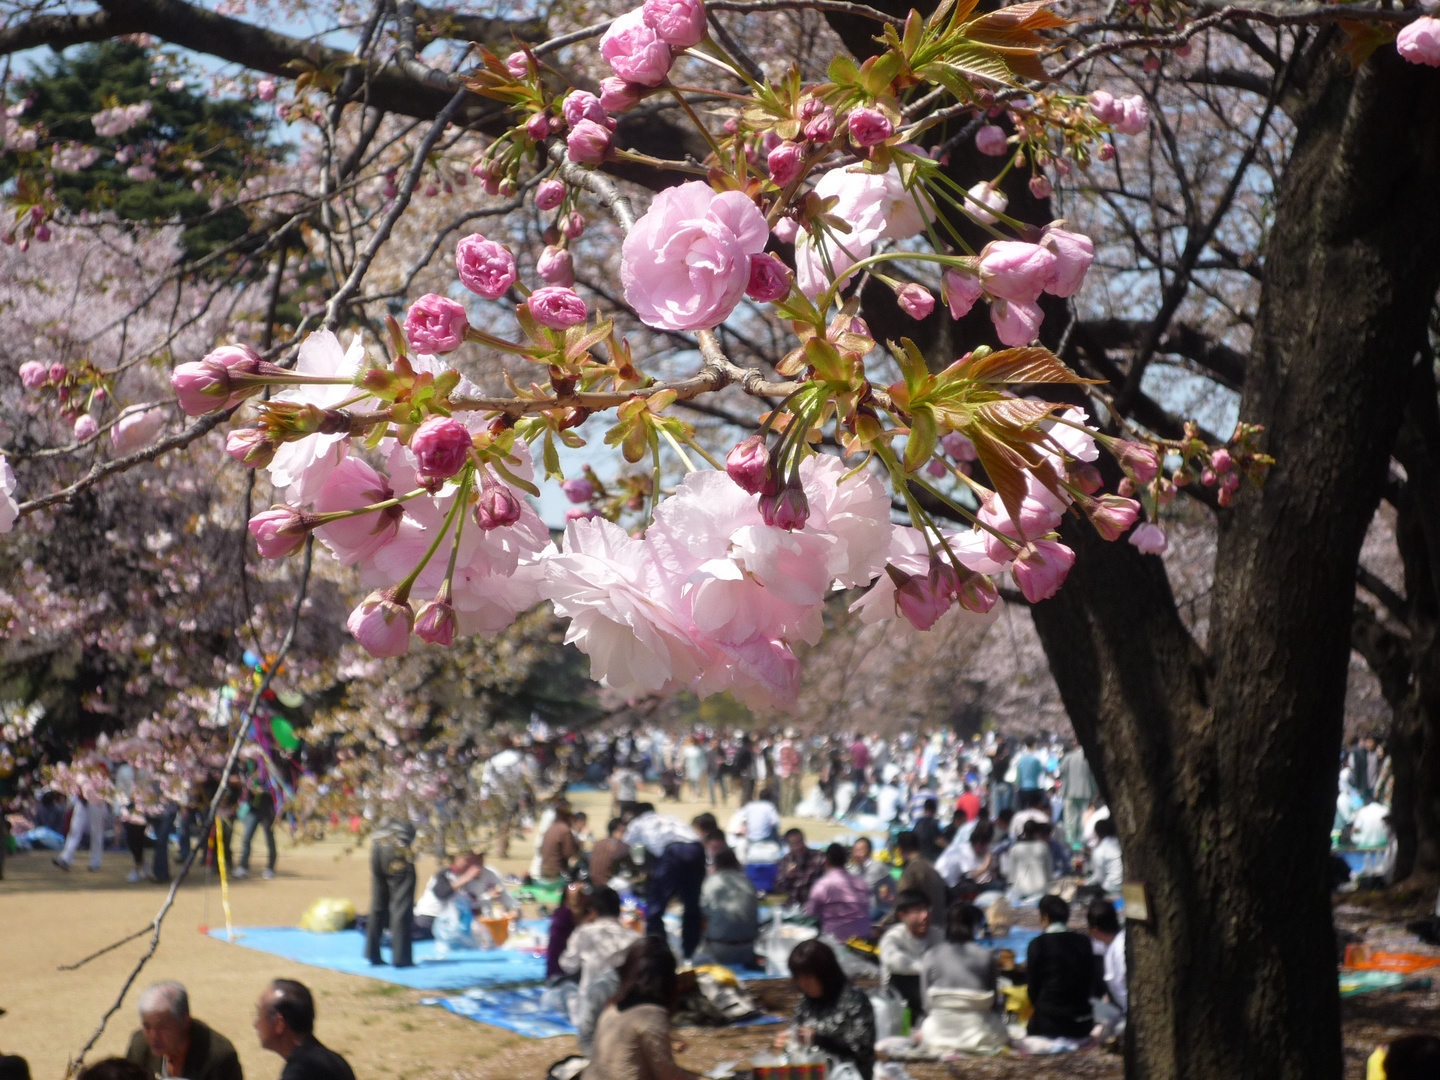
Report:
125,981,242,1080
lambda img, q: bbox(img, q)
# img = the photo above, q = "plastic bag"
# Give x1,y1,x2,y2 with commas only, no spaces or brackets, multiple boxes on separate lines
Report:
299,898,357,933
869,989,906,1041
434,897,494,952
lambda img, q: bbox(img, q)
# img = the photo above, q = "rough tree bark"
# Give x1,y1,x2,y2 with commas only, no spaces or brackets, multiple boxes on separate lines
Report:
1026,41,1440,1080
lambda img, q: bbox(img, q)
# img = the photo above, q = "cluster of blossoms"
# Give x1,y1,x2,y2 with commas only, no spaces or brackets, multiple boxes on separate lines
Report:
1398,17,1440,65
91,101,153,138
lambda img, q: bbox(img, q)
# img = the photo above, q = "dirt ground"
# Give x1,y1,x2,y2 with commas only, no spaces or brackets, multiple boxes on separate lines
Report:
2,780,1433,1080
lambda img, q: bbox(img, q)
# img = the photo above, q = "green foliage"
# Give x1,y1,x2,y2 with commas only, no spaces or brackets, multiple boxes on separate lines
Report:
2,41,276,259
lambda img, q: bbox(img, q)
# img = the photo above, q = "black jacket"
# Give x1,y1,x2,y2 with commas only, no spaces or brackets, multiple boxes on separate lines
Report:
1025,929,1099,1038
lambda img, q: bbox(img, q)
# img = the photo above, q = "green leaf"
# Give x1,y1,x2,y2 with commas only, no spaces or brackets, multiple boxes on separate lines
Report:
828,54,861,86
904,408,938,472
542,431,562,481
492,458,540,497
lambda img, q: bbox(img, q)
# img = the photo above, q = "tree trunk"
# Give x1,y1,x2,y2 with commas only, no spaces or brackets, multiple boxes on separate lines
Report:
1029,44,1440,1080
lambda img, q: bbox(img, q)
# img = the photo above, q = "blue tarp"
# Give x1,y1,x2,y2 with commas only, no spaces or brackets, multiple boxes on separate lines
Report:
205,926,549,991
421,986,784,1038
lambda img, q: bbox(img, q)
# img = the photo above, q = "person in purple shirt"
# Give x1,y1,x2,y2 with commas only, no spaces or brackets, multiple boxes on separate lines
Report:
546,882,590,981
849,737,871,784
806,844,877,942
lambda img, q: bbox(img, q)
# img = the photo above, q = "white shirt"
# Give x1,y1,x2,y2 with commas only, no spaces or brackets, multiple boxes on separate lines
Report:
623,813,698,857
879,923,942,980
1087,837,1124,895
934,839,980,887
1352,802,1390,848
1010,808,1048,840
414,865,517,919
734,800,780,842
559,917,640,996
876,785,901,824
1103,929,1127,1012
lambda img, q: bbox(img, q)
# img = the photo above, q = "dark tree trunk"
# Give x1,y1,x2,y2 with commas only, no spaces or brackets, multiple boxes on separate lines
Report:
1028,44,1440,1080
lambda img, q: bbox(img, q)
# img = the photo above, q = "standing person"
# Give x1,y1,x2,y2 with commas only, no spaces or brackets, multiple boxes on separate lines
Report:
849,735,871,786
364,817,417,968
1025,895,1098,1039
682,739,707,802
1013,739,1044,810
912,798,943,862
125,982,243,1080
894,831,950,920
707,740,729,807
55,782,107,873
988,741,1013,817
540,806,580,879
1058,743,1096,852
805,844,876,941
624,808,706,958
699,847,760,967
775,941,877,1080
236,767,277,880
732,735,756,806
253,979,354,1080
878,891,943,1022
776,732,802,816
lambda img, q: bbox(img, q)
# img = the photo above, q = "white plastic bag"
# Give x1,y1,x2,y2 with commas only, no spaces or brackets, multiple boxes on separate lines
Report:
434,896,494,952
869,988,907,1041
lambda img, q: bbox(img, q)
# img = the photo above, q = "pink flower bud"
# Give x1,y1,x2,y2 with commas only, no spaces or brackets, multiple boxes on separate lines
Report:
897,283,935,320
746,253,792,303
19,361,47,388
941,432,978,462
989,298,1044,347
346,589,414,657
226,427,276,469
1039,224,1095,298
1069,462,1103,494
1116,440,1160,482
1201,468,1217,486
414,596,457,646
566,118,612,165
726,434,771,494
172,344,262,415
803,108,836,143
562,477,596,503
257,79,277,102
1211,447,1233,474
889,563,954,631
248,507,310,559
767,141,804,187
979,241,1058,304
563,91,611,130
1011,538,1075,603
536,245,576,286
1129,521,1167,555
965,181,1008,224
599,77,643,113
536,179,566,211
525,112,550,142
1113,95,1149,136
455,234,518,300
925,459,947,478
527,286,587,329
474,471,523,529
957,571,999,615
48,363,67,383
759,478,808,530
847,107,893,147
566,507,601,522
411,416,473,482
1029,174,1053,199
975,124,1008,156
772,216,800,244
562,211,586,239
1221,471,1240,493
599,10,673,87
505,51,532,79
1217,486,1234,507
1098,143,1116,162
942,270,983,319
1088,494,1140,541
1118,477,1136,497
405,293,470,354
73,414,98,441
642,0,707,48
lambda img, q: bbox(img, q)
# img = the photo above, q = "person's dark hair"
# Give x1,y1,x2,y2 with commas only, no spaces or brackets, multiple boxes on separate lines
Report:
945,902,983,943
824,842,848,868
853,836,873,855
1086,898,1121,936
573,811,587,822
0,1056,31,1080
1024,737,1037,749
713,847,742,872
1386,1034,1440,1080
75,1061,149,1080
787,939,848,1006
608,817,625,835
923,797,938,815
895,831,919,854
996,808,1015,826
592,885,623,919
1038,894,1070,926
760,786,778,804
894,889,930,914
970,820,995,847
1021,820,1044,841
940,822,958,843
692,812,718,833
784,827,806,842
702,828,727,846
268,978,316,1035
1093,816,1117,840
611,936,678,1013
634,802,656,816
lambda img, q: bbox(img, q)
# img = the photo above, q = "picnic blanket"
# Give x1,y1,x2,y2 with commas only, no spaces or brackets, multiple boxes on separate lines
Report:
205,925,549,990
421,986,784,1038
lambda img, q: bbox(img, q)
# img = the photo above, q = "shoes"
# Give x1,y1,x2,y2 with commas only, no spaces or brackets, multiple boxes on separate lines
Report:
88,865,102,872
262,869,275,880
233,867,249,879
127,869,143,883
53,857,71,871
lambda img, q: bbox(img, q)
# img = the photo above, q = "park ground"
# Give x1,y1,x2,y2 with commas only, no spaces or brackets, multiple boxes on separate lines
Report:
1,780,1433,1080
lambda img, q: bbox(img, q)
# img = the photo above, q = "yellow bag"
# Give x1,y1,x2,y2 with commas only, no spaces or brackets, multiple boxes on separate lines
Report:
299,898,358,932
690,964,738,987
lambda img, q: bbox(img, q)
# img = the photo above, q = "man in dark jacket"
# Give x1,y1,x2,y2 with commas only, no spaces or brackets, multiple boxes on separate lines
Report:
1024,895,1099,1038
364,817,417,967
125,982,242,1080
254,979,355,1080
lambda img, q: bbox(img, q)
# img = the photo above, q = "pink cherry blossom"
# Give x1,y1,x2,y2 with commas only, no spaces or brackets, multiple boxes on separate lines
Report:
110,406,166,454
975,124,1009,156
73,414,98,441
767,141,804,187
942,270,983,319
248,507,310,558
599,10,673,87
347,590,414,657
536,179,566,210
599,77,643,112
19,361,46,388
536,245,576,286
990,297,1044,346
621,182,768,330
642,0,707,48
405,293,469,354
1398,17,1440,65
455,235,518,299
563,91,609,129
897,283,935,319
1039,224,1095,297
851,526,999,632
795,165,933,297
266,330,364,504
746,253,792,302
979,241,1058,303
313,457,402,565
527,286,588,329
1011,538,1075,602
411,416,472,481
847,107,894,147
1129,520,1167,554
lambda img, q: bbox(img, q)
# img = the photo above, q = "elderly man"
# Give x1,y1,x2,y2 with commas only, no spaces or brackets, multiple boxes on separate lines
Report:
125,981,242,1080
254,979,354,1080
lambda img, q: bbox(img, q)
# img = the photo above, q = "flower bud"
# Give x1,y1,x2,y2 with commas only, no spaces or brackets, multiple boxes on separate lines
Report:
505,51,532,79
405,293,470,354
759,476,808,530
563,91,611,130
1211,447,1233,474
889,563,952,631
642,0,707,48
536,179,566,211
414,592,457,646
599,77,642,113
562,212,586,240
562,477,596,503
847,107,893,147
1129,521,1167,555
1115,440,1159,482
248,506,311,559
346,589,414,657
474,470,523,529
537,245,576,287
411,416,473,482
74,414,98,441
48,363,67,383
803,107,836,143
455,235,518,300
525,112,550,142
1011,538,1075,603
19,361,47,388
746,253,792,303
767,141,805,187
940,432,978,462
975,124,1008,156
1087,494,1140,541
726,434,770,494
942,270,983,320
527,287,588,329
226,426,277,469
566,118,613,165
1029,174,1053,199
896,283,935,320
1068,462,1103,494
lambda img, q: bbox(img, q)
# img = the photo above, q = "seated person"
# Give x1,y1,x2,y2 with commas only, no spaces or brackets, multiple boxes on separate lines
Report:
414,852,517,939
774,829,825,905
586,937,701,1080
878,890,942,1022
730,788,781,845
1086,897,1126,1037
849,837,897,913
774,940,876,1080
541,807,581,880
588,818,635,888
547,882,591,982
919,902,1008,1055
1025,895,1098,1039
699,847,760,968
1084,818,1124,898
934,820,996,890
125,981,242,1080
893,831,949,920
560,886,641,1007
805,843,876,942
1008,821,1054,902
